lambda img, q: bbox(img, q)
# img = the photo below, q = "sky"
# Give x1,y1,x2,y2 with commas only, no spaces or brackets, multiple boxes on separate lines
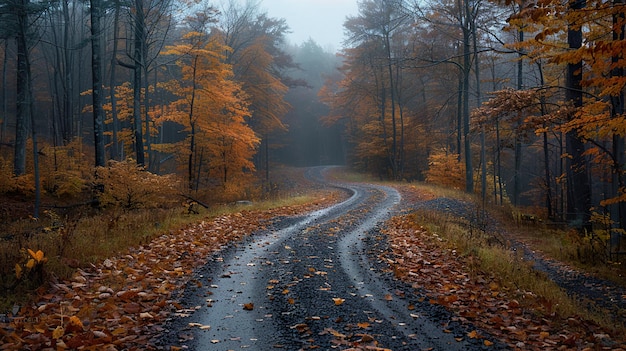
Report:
258,0,359,51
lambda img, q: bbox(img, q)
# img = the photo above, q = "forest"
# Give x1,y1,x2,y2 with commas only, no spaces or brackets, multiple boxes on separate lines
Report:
0,0,625,293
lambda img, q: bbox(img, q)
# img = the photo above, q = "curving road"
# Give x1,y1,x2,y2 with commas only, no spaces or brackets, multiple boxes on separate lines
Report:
158,167,492,350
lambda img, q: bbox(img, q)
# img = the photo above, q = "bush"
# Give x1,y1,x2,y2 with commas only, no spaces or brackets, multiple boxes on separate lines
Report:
95,160,181,210
425,151,465,190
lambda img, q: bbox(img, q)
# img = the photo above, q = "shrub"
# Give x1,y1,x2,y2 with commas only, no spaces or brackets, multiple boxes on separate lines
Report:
425,151,465,190
95,160,181,210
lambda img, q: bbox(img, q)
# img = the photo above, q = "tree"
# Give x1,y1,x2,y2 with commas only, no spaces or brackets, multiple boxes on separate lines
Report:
90,0,106,167
218,0,293,188
159,30,258,192
343,0,413,180
13,0,34,176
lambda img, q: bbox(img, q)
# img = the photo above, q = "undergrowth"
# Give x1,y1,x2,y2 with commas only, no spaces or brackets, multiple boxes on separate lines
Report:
409,208,618,330
0,162,330,315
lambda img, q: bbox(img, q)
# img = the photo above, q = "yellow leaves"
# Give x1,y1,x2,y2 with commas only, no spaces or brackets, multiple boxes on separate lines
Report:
15,248,46,280
27,249,46,263
425,150,466,190
357,322,370,329
15,263,23,279
332,297,345,306
65,316,84,333
468,330,481,339
52,326,65,339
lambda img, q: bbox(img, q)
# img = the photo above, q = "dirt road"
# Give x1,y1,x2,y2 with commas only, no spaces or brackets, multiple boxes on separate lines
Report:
158,167,493,350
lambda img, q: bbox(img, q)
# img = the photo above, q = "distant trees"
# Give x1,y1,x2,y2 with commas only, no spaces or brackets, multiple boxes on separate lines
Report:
320,0,626,233
1,0,625,236
0,0,299,204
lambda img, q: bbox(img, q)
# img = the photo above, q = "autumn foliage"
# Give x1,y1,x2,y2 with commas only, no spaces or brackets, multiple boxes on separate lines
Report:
425,151,465,190
95,160,180,210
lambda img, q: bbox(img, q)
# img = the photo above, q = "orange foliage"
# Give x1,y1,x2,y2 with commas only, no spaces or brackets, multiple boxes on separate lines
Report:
95,160,180,210
425,151,465,190
157,31,259,193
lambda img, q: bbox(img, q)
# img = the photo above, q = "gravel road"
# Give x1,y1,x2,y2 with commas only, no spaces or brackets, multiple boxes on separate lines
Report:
157,167,496,350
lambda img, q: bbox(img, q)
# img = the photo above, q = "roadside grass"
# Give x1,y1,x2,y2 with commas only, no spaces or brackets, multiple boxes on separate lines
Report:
408,207,618,330
500,218,626,287
403,182,623,332
0,192,325,315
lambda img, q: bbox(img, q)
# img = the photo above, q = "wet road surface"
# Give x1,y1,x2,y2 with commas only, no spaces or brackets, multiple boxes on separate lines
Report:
158,167,494,350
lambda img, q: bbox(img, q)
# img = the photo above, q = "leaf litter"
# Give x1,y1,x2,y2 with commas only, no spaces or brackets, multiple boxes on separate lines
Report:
0,197,338,350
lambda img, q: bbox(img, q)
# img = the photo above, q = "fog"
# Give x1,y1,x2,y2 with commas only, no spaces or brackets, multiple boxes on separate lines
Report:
256,0,358,50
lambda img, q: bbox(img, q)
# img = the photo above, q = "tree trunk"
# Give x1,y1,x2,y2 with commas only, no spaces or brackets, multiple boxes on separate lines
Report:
133,0,145,166
109,0,121,161
384,33,398,180
456,45,462,160
188,55,199,190
91,0,106,167
0,40,7,152
462,0,473,193
62,0,73,144
14,0,31,176
31,109,40,219
513,28,524,207
143,62,151,169
565,0,592,230
610,0,626,237
471,4,485,203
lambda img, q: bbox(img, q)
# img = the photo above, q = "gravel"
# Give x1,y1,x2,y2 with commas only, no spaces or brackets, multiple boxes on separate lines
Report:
155,170,500,350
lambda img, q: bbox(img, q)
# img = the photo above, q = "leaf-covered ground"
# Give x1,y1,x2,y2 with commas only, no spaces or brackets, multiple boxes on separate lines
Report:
387,184,626,350
0,195,340,351
1,179,625,350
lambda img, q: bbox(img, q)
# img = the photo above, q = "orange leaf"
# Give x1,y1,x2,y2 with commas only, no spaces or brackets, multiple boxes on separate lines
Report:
27,249,45,263
468,330,480,339
243,302,254,310
65,316,84,333
52,326,65,339
15,264,23,279
484,340,494,346
332,297,345,306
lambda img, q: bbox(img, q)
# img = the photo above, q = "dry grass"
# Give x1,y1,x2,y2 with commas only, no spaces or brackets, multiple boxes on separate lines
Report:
403,181,621,331
0,188,331,314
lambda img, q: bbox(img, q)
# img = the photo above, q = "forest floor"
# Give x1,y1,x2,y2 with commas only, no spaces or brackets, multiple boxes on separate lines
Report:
0,166,625,350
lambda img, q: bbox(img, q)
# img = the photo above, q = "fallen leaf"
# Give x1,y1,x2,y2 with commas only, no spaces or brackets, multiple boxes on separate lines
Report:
243,302,254,310
52,326,65,339
66,316,84,333
332,297,345,306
